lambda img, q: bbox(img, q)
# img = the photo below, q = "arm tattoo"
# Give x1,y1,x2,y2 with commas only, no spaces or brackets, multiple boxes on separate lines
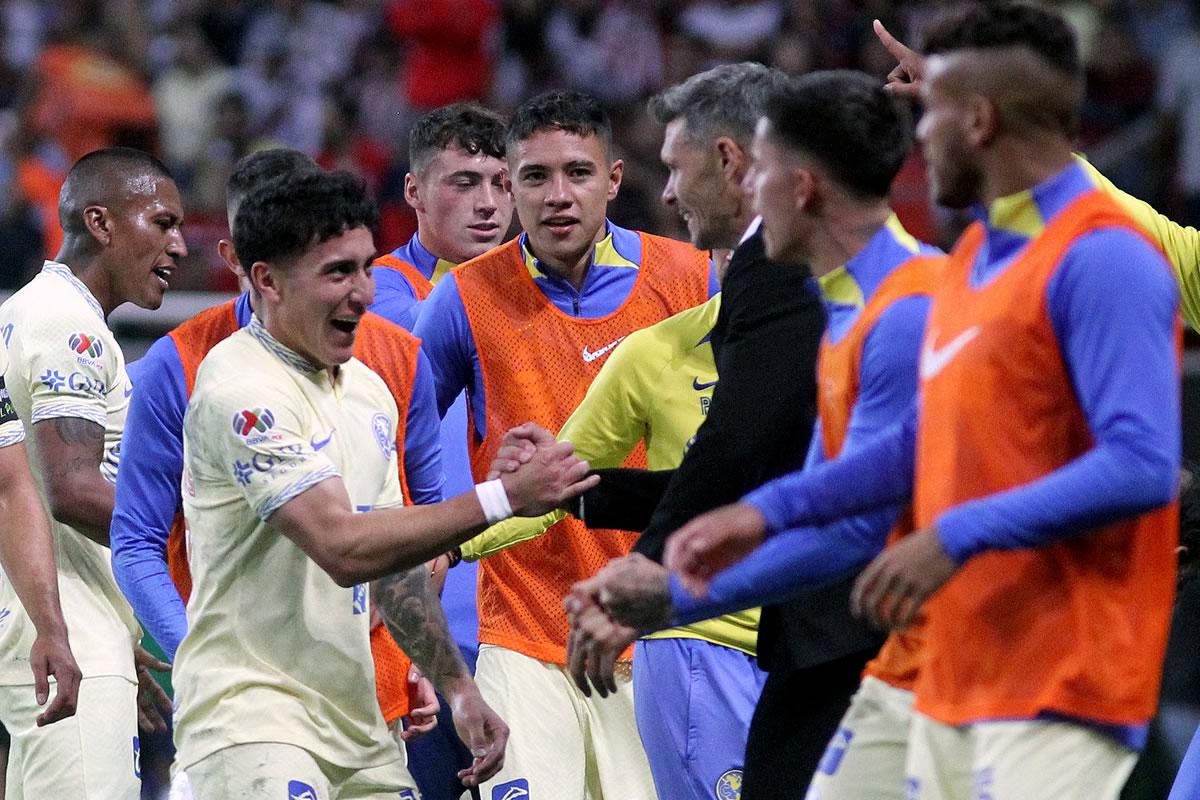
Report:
49,417,104,448
371,566,469,690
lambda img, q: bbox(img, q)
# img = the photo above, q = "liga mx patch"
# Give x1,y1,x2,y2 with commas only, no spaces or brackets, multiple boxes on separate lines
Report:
715,769,742,799
233,407,276,439
69,332,103,359
492,778,530,800
288,779,318,800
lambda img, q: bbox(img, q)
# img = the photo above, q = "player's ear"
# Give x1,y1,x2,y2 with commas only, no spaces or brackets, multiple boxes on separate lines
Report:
793,167,816,213
83,205,112,247
607,158,623,201
217,240,245,279
249,261,281,303
403,172,422,213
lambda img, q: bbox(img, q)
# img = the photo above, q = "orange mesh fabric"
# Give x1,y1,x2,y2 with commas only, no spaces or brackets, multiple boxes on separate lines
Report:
456,233,712,663
374,254,434,301
815,256,942,693
914,192,1178,726
371,621,414,722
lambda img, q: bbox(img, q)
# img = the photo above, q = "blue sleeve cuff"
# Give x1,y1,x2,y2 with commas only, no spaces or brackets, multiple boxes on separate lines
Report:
933,508,979,564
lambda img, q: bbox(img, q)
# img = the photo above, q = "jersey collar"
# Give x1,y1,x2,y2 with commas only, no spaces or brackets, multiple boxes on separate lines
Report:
41,260,104,320
246,315,323,375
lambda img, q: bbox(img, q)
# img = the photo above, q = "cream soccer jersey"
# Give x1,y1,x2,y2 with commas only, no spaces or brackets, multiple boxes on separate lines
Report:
0,261,139,685
174,317,405,772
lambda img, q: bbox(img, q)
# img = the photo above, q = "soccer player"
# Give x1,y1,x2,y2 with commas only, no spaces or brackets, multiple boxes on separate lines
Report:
109,148,461,797
367,104,514,798
566,68,940,800
0,147,183,799
173,168,595,799
414,90,714,800
666,5,1179,799
470,63,840,800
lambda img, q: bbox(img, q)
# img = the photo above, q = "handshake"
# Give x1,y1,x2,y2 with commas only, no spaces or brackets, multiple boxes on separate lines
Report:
483,422,600,518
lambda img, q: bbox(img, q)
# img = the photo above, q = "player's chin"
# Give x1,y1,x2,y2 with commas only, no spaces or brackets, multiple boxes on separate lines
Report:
135,281,167,311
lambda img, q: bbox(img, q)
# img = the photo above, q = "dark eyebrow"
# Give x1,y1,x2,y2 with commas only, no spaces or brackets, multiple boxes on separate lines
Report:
322,258,360,273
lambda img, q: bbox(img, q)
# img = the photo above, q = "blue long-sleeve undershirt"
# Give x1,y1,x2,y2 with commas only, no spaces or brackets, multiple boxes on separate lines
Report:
727,225,1178,590
669,295,929,625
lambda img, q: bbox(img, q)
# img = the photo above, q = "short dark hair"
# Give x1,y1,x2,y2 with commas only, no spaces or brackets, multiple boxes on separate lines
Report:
409,103,507,175
233,170,379,269
649,63,789,149
765,71,911,199
59,147,174,233
226,148,317,221
506,90,611,153
922,2,1079,78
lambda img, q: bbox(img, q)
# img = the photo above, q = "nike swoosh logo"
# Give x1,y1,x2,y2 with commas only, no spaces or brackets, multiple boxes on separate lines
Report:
920,326,981,381
582,336,625,363
693,377,718,391
310,429,335,451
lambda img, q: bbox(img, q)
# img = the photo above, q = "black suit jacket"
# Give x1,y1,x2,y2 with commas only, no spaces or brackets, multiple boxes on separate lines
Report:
576,228,882,672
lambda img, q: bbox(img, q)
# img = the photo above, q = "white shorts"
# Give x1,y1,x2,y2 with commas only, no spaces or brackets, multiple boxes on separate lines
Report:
806,676,915,800
905,712,1138,800
0,674,139,800
186,742,418,800
474,644,655,800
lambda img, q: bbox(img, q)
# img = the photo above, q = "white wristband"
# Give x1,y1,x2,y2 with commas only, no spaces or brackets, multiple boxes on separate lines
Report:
475,479,514,525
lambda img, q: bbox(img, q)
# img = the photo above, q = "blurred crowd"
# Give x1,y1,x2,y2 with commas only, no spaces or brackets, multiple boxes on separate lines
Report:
0,0,1190,290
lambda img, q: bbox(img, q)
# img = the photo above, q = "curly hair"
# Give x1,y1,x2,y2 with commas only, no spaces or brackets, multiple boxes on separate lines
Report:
233,169,378,269
409,103,507,176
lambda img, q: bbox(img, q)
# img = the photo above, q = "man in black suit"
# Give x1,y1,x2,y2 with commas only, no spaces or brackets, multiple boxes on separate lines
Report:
547,65,883,799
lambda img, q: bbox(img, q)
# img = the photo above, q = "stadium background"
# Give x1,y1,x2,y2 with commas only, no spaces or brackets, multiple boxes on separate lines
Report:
0,0,1195,797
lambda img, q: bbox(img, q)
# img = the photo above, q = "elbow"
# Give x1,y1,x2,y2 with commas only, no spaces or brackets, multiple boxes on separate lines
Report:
319,550,366,588
1126,449,1180,512
44,481,81,528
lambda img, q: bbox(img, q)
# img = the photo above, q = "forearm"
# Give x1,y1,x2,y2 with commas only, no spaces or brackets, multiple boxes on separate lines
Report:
310,491,492,586
371,565,471,692
110,522,187,658
669,508,896,627
937,432,1177,562
0,475,67,636
743,411,916,534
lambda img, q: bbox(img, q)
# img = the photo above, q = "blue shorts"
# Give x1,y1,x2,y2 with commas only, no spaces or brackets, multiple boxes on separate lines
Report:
633,638,768,800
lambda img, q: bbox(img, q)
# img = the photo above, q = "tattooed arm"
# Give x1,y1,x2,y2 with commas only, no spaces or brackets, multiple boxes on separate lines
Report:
371,566,470,688
372,567,510,787
33,417,113,546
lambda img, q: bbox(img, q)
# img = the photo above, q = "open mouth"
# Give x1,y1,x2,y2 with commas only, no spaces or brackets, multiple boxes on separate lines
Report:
330,318,359,335
543,216,579,233
152,267,173,289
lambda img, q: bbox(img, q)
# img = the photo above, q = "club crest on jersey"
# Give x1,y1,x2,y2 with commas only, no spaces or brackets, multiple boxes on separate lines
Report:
69,332,103,365
492,778,530,800
399,791,418,800
715,769,742,800
371,413,394,457
287,780,318,800
352,583,368,615
232,408,276,441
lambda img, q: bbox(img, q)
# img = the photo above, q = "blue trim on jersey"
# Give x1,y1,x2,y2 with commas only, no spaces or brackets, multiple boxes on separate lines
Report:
112,333,191,658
